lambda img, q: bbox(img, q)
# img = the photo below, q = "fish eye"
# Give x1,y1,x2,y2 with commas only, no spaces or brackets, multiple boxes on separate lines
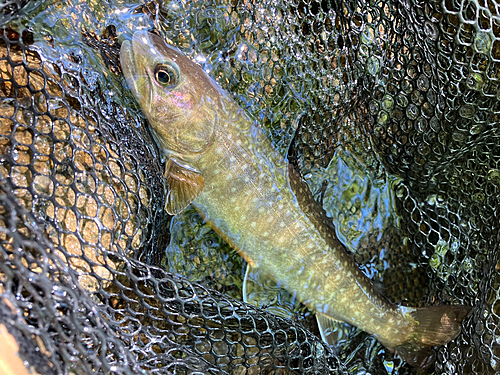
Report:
154,64,179,87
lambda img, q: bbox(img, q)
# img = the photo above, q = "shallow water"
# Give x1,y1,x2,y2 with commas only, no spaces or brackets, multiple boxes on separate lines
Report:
1,0,480,373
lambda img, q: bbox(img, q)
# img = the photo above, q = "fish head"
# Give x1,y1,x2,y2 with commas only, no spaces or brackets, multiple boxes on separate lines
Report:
120,31,219,155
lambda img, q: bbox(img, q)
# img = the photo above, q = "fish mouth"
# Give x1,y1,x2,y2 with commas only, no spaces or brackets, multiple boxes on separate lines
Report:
120,31,155,113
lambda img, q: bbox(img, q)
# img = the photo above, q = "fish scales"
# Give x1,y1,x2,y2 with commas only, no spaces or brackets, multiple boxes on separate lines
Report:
120,30,470,368
193,101,412,342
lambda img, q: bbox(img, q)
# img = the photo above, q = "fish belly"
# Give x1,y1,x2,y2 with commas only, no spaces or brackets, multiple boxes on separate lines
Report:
192,126,413,348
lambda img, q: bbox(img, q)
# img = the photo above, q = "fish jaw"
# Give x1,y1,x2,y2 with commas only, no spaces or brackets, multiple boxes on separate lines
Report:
120,37,154,117
119,31,471,369
120,32,181,130
120,31,219,155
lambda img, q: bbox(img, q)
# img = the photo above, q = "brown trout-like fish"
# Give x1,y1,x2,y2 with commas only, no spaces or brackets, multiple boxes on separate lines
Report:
120,31,469,367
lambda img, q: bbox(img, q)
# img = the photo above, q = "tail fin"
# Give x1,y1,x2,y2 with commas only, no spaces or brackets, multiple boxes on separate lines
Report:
394,305,470,368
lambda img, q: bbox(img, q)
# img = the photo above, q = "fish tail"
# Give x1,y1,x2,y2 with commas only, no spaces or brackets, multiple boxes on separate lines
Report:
393,305,470,368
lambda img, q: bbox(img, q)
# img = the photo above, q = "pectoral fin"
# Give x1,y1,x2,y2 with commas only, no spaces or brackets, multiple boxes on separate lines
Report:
164,157,204,215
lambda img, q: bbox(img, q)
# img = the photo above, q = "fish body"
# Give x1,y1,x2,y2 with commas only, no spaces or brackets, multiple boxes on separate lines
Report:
120,31,469,367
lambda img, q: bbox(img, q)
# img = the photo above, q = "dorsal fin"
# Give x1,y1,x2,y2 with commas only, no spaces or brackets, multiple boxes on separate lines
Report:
164,157,204,215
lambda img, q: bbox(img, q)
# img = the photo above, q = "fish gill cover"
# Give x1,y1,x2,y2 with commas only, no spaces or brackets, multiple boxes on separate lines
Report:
0,0,497,374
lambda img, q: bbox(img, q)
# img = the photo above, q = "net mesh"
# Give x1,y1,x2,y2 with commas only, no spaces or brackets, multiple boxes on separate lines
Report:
0,0,498,373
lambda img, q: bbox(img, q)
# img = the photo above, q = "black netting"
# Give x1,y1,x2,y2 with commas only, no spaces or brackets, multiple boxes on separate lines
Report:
0,0,499,373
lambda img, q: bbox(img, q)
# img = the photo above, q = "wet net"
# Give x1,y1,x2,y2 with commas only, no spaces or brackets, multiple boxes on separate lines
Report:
0,0,498,373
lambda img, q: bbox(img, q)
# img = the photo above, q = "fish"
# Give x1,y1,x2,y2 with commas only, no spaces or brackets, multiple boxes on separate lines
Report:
120,30,470,368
